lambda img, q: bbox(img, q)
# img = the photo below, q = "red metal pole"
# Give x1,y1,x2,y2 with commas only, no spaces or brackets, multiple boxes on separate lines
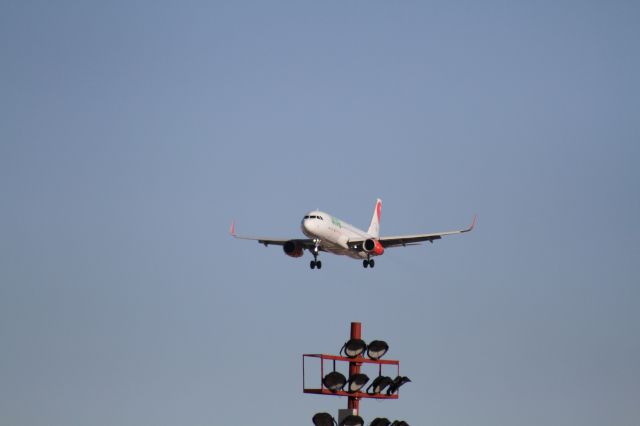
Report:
348,322,361,413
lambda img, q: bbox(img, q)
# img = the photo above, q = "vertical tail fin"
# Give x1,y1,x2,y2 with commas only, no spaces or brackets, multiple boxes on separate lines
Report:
367,198,382,238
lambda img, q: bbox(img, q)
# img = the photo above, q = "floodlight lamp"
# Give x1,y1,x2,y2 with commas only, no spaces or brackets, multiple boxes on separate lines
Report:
340,414,364,426
341,338,366,358
366,375,393,395
366,340,389,360
346,373,369,393
323,371,347,392
370,417,391,426
387,376,411,395
312,412,337,426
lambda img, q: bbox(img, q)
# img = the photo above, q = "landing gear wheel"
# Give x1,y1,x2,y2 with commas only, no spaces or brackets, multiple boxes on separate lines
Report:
310,260,316,269
363,260,369,268
369,259,375,268
316,260,322,269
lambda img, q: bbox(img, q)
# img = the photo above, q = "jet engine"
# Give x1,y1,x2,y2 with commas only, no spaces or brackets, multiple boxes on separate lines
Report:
283,240,304,258
363,239,385,256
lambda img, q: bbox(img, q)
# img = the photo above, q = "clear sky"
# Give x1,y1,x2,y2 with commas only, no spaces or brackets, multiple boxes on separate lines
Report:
1,1,639,425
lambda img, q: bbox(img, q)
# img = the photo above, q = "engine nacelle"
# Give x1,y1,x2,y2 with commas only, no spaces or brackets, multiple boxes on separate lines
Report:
283,240,304,258
363,239,385,256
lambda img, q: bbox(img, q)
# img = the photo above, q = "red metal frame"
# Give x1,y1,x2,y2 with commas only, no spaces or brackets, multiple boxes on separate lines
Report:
302,324,402,412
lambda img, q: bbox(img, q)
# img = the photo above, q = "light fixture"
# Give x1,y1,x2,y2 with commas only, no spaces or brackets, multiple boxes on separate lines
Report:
366,375,393,395
386,376,411,395
323,371,347,392
366,340,389,360
312,412,336,426
340,414,364,426
346,373,369,393
341,338,366,358
390,421,409,426
370,418,391,426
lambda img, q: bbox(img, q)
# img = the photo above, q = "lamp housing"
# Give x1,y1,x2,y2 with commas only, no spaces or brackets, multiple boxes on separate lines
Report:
340,414,364,426
366,340,389,360
342,338,367,358
312,412,336,426
387,376,411,395
346,373,369,393
370,418,391,426
323,371,347,392
367,375,393,395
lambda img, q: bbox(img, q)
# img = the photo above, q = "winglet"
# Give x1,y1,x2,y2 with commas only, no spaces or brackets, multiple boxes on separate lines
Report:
463,214,477,232
230,220,236,237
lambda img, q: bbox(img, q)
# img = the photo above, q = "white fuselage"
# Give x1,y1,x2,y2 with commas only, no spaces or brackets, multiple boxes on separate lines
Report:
300,210,372,259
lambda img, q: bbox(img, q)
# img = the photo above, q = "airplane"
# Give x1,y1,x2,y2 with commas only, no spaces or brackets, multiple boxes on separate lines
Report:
230,199,476,270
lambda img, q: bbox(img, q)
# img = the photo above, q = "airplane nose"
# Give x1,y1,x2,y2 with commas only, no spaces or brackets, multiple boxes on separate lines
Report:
302,219,316,235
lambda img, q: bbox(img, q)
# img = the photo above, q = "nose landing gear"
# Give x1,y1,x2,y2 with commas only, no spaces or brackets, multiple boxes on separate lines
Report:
310,240,322,270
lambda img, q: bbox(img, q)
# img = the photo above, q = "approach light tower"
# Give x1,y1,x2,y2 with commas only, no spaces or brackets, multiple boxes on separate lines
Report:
303,322,411,426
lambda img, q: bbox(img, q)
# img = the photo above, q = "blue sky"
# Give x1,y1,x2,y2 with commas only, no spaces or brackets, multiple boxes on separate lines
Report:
1,1,639,425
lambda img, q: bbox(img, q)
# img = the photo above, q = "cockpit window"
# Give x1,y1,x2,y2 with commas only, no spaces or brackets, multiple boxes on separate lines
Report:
304,215,324,220
304,215,310,219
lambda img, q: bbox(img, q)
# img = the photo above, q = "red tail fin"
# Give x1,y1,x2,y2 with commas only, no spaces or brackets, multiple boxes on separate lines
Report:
367,199,382,238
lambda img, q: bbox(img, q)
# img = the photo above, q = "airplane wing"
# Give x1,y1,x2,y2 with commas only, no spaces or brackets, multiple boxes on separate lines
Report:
351,215,476,249
230,221,317,249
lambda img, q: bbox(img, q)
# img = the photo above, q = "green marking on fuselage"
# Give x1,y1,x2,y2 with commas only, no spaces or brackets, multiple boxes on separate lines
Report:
331,216,342,228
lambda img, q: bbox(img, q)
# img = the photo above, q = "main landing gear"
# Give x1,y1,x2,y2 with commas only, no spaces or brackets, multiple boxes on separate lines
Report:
363,258,375,268
310,239,322,270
